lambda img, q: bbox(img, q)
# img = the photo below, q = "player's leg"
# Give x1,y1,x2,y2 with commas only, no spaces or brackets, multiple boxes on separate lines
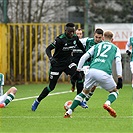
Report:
64,69,95,118
70,79,75,92
65,63,87,108
32,68,61,111
98,72,118,118
0,93,8,108
0,87,17,108
81,66,96,106
75,72,84,95
103,90,118,118
64,91,88,118
84,85,96,102
66,63,82,94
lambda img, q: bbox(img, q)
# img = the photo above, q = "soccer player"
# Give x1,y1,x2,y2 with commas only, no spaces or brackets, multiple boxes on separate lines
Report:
70,28,86,92
0,73,17,108
71,28,104,108
82,28,104,105
31,23,86,111
64,31,123,118
125,36,133,88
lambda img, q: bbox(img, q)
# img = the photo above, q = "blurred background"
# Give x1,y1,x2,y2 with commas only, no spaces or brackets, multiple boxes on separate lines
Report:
0,0,132,84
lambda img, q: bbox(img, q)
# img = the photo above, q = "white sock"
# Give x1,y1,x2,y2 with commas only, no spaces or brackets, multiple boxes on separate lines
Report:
105,100,111,106
67,109,72,115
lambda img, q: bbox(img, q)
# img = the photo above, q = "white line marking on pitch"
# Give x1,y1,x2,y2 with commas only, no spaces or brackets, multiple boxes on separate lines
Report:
13,90,72,101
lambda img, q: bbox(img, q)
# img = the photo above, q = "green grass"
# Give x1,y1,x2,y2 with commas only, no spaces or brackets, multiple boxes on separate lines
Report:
0,83,132,133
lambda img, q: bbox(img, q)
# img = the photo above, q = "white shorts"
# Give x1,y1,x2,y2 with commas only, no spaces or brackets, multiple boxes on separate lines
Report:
0,93,7,103
130,61,133,74
81,66,90,75
84,68,116,91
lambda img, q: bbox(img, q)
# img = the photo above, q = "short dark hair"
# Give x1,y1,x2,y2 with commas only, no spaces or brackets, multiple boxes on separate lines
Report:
94,28,103,35
65,23,75,28
76,28,82,32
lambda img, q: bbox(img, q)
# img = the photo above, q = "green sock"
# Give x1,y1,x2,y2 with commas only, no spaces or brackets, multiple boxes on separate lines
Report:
70,93,86,111
4,93,15,106
107,92,118,104
85,92,94,101
70,100,80,110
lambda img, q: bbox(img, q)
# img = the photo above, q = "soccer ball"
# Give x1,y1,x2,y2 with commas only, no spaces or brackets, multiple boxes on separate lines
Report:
64,100,73,111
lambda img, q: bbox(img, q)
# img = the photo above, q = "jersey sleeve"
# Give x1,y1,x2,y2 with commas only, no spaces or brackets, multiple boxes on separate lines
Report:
125,37,131,51
76,37,86,53
77,46,94,70
79,37,88,47
46,38,61,59
115,47,121,59
51,38,62,48
115,47,122,76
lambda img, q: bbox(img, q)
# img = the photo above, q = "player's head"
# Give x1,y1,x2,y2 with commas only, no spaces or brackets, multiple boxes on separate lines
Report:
94,28,104,44
65,23,75,38
103,31,114,42
75,28,83,39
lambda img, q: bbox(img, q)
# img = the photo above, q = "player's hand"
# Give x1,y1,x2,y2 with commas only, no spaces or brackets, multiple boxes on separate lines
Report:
126,50,131,56
117,77,123,89
72,70,84,81
49,57,57,66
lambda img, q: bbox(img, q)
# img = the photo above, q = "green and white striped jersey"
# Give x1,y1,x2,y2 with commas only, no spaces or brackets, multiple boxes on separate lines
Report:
90,41,121,75
77,41,122,75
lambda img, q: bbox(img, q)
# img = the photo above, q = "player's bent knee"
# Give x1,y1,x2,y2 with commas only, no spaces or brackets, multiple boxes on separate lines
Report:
11,87,17,93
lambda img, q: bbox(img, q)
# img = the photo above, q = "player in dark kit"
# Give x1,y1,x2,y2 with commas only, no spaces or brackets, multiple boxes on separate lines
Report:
31,23,86,111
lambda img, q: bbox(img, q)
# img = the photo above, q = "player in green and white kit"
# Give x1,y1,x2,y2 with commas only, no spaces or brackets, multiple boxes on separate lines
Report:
125,37,133,88
82,28,103,104
64,31,123,118
0,73,17,108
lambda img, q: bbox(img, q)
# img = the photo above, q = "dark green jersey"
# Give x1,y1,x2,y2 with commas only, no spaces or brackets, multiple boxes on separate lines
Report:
86,38,97,51
84,38,102,66
46,33,85,66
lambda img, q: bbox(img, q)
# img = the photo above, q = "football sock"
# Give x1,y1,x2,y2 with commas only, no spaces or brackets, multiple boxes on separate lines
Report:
70,100,80,110
4,93,15,106
37,87,50,102
71,80,75,88
70,92,86,110
76,80,83,95
85,91,94,101
106,92,119,105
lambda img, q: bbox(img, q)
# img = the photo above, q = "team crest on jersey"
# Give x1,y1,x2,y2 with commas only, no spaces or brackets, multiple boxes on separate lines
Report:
73,41,76,45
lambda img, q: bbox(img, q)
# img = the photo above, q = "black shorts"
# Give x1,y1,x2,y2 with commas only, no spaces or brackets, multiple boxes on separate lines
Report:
49,62,77,78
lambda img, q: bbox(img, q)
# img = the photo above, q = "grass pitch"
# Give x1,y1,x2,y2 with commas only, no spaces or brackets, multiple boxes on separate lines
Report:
0,83,132,133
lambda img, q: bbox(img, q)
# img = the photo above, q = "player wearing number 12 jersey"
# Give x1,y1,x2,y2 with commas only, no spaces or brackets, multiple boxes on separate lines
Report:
64,31,123,118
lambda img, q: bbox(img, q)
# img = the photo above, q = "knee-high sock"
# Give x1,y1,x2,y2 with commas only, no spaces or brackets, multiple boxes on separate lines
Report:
85,91,94,101
70,92,86,111
4,93,15,106
105,92,119,105
37,87,50,102
76,80,83,94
